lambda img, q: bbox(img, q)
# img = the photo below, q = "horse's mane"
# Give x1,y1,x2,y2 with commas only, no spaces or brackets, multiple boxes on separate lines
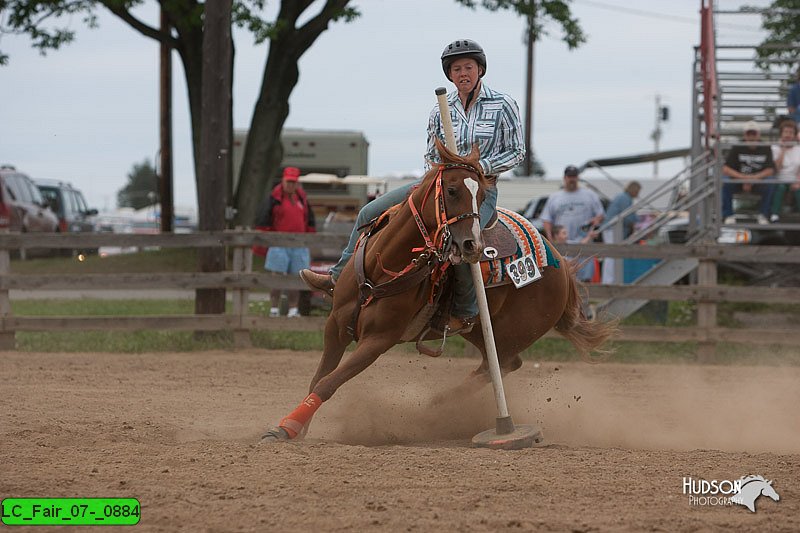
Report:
421,137,485,181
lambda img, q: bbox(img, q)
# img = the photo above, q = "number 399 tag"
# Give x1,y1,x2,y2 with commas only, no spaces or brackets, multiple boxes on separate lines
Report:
505,254,542,289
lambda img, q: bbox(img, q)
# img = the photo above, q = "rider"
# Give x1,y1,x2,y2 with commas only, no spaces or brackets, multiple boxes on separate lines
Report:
300,39,525,333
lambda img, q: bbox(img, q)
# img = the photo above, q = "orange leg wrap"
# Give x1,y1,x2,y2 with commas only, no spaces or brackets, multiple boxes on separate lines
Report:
279,393,323,438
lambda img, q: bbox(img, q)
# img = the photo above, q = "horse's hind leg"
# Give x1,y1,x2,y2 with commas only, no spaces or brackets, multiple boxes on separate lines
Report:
429,334,522,406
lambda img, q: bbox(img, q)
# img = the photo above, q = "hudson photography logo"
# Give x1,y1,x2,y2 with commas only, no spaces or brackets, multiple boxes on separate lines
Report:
682,475,780,512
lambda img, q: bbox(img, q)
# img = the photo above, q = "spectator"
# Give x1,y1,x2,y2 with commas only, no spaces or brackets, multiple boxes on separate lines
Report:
721,121,775,225
552,224,597,283
255,167,316,318
601,181,641,285
541,165,605,243
788,68,800,124
769,120,800,221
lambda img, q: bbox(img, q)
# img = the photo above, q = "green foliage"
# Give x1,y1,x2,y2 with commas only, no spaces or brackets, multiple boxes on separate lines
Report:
512,154,547,177
0,0,97,64
454,0,586,49
117,158,159,209
753,0,800,69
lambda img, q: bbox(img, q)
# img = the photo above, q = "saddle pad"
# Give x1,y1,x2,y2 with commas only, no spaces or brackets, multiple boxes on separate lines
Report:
480,207,558,288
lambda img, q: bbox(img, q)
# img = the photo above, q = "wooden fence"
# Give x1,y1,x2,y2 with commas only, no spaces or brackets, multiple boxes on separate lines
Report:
2,230,800,353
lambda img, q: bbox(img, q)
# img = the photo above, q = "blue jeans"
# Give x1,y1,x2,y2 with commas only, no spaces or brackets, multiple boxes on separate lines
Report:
329,183,415,279
330,183,498,319
721,175,774,218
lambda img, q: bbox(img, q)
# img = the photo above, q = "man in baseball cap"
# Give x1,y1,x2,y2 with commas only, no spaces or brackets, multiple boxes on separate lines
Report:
253,166,315,317
282,166,301,181
721,121,775,224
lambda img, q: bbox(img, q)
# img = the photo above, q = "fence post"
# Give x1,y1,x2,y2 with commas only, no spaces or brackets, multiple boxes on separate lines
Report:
696,258,717,362
0,238,14,350
231,234,253,348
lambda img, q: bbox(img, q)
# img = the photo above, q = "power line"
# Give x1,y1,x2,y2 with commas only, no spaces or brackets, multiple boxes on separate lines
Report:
573,0,763,32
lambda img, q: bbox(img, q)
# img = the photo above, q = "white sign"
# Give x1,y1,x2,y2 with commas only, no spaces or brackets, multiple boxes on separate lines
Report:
505,254,542,289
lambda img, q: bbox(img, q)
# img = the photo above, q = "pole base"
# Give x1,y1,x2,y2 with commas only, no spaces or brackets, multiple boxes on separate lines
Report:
472,423,543,450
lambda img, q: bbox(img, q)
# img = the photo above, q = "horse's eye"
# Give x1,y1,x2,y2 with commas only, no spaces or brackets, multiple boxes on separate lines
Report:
447,186,457,197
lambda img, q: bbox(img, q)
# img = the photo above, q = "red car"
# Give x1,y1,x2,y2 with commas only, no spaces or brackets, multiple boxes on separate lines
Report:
0,165,59,258
0,165,59,233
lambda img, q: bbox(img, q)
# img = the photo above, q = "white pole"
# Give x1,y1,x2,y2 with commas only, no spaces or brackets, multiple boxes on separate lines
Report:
435,87,510,420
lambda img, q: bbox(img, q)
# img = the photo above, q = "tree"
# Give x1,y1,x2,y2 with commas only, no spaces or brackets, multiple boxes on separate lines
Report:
512,155,546,177
455,1,585,175
455,0,585,48
1,1,576,222
1,0,358,228
118,158,158,209
753,0,800,69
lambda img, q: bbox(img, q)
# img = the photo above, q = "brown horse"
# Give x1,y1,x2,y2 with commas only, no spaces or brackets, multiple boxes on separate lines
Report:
262,139,616,441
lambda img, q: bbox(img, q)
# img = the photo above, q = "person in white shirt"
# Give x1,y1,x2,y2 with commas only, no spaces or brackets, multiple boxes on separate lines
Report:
769,120,800,221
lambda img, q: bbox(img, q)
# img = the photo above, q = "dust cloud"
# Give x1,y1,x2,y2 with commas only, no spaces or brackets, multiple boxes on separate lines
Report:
318,357,800,454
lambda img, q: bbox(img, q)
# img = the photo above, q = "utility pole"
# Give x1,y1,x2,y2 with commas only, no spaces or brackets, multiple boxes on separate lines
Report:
523,10,536,177
159,7,174,232
650,94,669,178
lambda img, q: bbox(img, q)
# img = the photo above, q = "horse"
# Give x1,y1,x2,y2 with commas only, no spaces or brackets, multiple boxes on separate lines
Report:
262,138,616,441
731,475,780,512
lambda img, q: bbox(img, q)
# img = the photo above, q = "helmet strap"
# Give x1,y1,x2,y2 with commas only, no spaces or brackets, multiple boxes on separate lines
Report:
463,80,481,112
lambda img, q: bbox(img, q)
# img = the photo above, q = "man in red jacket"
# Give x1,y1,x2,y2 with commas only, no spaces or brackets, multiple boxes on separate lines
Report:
255,167,316,317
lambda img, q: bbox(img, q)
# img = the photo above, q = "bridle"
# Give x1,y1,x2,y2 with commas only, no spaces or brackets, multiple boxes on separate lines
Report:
406,162,482,262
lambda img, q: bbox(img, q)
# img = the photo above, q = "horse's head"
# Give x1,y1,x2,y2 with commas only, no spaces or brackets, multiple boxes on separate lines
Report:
433,137,488,264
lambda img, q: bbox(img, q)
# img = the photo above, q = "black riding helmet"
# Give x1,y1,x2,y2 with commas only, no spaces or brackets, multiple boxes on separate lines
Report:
441,39,487,80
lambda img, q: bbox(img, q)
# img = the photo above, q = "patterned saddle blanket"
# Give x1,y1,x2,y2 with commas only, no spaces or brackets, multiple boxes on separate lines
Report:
479,207,558,288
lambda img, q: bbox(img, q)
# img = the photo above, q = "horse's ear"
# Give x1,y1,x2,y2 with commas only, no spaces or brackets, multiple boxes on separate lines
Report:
435,136,458,164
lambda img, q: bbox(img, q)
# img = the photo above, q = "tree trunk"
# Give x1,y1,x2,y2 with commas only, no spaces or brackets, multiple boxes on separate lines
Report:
234,44,298,227
172,25,204,201
234,0,353,227
195,0,232,317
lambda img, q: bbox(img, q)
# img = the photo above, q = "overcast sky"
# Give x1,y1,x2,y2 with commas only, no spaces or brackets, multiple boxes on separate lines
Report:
1,0,770,211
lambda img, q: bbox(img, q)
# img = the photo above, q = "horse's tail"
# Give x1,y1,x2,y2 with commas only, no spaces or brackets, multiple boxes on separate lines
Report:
554,259,618,362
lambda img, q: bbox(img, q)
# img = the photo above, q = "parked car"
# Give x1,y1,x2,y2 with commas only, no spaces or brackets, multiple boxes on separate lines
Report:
35,179,98,234
0,165,59,233
519,195,549,232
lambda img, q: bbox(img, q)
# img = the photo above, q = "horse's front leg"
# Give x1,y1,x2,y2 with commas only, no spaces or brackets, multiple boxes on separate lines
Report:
308,313,352,393
262,335,395,442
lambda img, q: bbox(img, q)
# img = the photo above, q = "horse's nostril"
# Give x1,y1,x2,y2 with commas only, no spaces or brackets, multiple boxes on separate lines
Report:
463,240,475,252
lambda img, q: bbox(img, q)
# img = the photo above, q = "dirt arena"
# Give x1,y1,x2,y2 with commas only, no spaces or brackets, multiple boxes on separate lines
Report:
2,349,799,532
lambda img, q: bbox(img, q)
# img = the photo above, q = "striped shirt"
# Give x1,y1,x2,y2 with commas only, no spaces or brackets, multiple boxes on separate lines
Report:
425,82,525,177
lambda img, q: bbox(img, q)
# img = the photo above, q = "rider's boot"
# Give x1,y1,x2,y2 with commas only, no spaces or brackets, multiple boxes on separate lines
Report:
300,269,335,296
446,314,478,335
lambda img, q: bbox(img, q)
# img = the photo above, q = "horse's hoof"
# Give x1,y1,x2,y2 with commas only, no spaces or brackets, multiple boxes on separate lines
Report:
259,426,291,443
